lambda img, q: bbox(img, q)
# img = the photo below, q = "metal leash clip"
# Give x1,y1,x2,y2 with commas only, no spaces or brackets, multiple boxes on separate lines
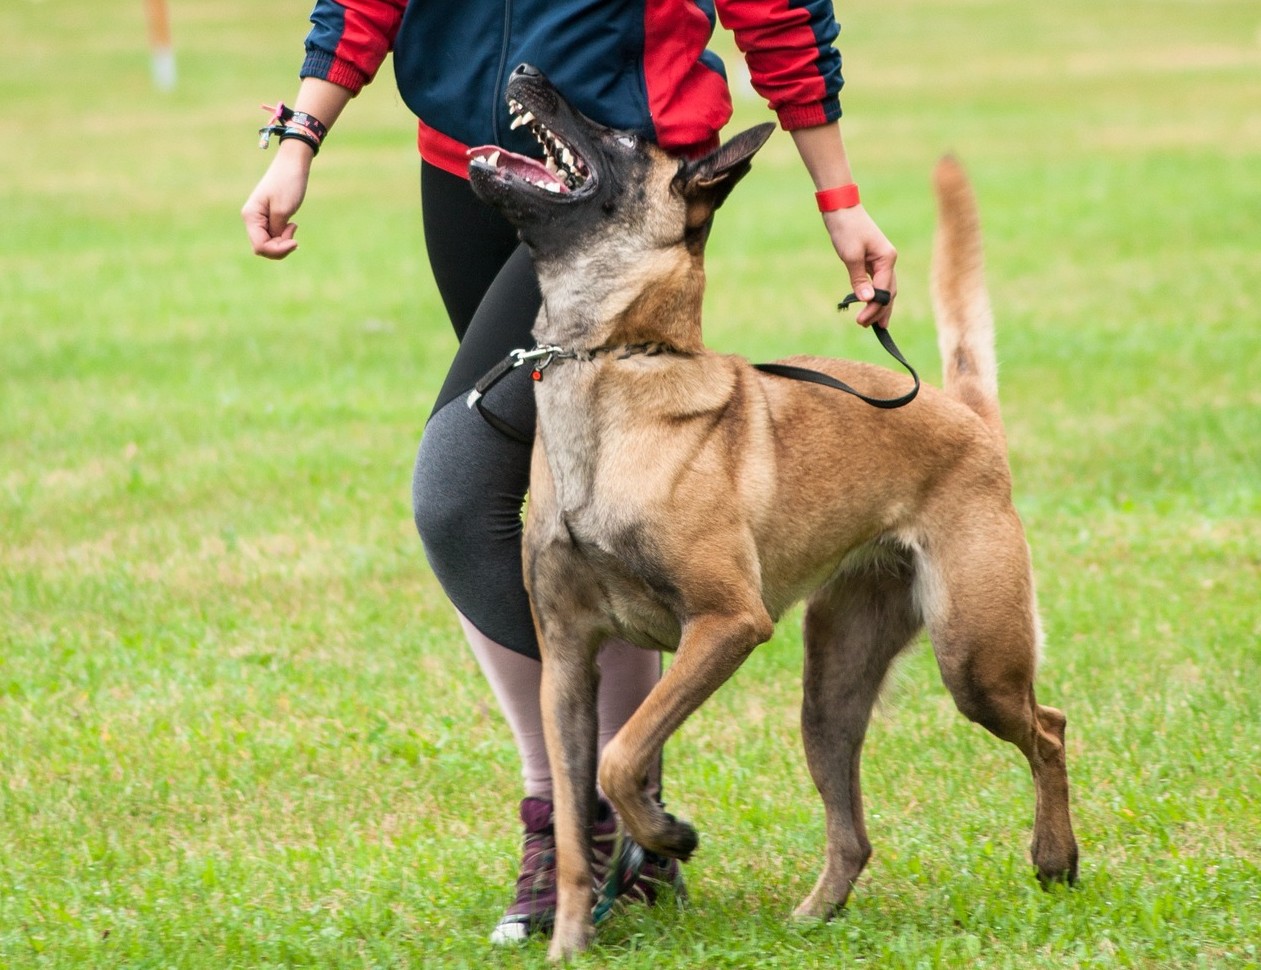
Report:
466,345,567,408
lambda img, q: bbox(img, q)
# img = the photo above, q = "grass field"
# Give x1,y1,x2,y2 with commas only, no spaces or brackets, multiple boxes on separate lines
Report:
2,1,1259,967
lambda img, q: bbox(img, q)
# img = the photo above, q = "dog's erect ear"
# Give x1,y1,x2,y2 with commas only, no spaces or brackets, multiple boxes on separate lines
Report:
675,122,776,221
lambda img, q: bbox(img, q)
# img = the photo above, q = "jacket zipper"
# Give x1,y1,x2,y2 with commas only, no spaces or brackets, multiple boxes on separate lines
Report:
491,0,513,146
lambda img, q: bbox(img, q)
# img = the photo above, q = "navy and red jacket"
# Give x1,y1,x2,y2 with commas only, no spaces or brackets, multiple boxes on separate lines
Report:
301,0,845,178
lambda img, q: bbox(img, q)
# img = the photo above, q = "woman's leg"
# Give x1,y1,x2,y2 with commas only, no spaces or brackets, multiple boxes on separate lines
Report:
461,614,663,802
414,162,662,791
414,163,673,941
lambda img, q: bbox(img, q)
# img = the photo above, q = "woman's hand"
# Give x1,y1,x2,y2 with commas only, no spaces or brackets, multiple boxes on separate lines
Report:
822,204,898,329
241,140,316,259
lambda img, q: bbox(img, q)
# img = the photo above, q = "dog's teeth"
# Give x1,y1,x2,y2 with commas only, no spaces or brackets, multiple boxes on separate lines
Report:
545,157,559,174
510,114,527,130
486,150,501,167
543,182,561,193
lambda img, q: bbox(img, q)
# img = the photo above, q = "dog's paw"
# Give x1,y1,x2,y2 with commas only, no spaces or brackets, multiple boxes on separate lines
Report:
791,895,843,924
547,921,594,963
655,812,700,862
1034,857,1079,890
1031,834,1079,888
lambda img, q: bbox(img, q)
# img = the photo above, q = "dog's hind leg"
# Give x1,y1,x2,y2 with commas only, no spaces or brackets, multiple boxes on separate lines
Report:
599,604,774,861
920,508,1079,887
794,549,923,921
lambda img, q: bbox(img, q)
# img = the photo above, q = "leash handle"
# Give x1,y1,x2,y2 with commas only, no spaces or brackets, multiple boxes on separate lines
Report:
838,288,892,310
753,291,920,409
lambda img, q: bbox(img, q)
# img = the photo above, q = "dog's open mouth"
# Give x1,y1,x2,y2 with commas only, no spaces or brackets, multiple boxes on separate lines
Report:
468,97,592,196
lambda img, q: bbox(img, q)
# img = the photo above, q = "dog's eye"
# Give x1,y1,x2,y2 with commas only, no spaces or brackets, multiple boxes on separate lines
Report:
616,135,637,149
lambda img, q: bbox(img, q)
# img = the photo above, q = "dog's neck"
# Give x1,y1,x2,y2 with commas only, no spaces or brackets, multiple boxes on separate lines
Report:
533,246,706,355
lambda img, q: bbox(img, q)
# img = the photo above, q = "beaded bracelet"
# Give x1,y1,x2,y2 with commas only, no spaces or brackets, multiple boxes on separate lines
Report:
258,102,328,155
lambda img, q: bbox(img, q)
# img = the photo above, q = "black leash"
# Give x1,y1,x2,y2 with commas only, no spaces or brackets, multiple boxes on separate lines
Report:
467,290,919,442
753,289,920,409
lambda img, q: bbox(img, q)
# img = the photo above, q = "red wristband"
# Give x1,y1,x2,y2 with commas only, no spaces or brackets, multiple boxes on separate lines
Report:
815,183,861,212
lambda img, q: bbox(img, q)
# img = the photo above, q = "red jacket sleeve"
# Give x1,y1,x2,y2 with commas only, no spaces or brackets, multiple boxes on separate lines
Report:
300,0,408,94
715,0,844,129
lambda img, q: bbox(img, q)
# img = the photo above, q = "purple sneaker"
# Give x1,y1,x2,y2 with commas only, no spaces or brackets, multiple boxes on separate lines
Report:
624,848,688,908
489,796,641,945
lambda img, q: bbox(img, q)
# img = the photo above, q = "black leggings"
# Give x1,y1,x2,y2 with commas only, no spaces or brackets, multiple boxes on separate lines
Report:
412,162,545,659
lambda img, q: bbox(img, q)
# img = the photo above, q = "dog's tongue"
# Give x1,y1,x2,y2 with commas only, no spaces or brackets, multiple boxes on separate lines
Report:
468,146,571,193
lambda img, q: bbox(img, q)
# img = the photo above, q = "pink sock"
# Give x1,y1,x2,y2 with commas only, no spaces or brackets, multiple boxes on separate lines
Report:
596,638,663,800
458,612,661,802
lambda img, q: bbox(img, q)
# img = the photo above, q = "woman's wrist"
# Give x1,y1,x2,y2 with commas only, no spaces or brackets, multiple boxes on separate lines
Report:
259,102,329,155
815,183,861,211
275,136,318,163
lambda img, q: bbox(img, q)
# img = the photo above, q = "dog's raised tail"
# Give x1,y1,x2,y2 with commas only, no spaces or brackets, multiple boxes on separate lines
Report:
931,155,1003,439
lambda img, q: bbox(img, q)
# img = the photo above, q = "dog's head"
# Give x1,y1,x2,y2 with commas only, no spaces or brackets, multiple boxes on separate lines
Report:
468,64,775,270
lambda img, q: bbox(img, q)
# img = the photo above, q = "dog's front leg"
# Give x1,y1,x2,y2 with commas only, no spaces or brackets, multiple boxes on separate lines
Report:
539,625,602,962
600,607,773,859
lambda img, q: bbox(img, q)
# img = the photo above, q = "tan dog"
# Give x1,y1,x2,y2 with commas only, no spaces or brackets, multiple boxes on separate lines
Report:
469,64,1078,961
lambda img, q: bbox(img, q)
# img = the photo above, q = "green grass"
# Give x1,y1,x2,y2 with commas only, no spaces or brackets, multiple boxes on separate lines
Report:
2,0,1259,966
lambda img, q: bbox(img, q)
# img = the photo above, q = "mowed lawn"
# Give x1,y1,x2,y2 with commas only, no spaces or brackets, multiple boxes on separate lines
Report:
2,1,1258,967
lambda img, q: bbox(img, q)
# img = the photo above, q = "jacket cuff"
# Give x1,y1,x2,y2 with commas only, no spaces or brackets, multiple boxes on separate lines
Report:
300,48,370,94
775,97,843,131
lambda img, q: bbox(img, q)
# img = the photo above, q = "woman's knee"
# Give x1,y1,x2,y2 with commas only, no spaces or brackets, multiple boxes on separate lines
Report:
412,398,531,556
412,442,459,555
412,406,469,550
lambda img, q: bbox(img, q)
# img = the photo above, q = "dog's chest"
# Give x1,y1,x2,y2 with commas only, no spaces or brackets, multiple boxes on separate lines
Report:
532,380,686,646
536,486,682,649
534,380,602,513
560,522,684,651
